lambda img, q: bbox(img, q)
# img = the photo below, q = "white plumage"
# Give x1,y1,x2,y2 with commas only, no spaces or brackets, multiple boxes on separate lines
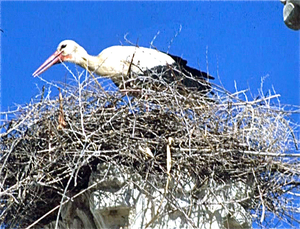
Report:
98,45,175,75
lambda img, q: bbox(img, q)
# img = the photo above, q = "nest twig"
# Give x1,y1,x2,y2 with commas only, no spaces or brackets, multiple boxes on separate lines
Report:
0,69,299,228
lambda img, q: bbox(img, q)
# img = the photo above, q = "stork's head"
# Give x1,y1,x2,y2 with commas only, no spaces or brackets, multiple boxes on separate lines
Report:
32,40,87,77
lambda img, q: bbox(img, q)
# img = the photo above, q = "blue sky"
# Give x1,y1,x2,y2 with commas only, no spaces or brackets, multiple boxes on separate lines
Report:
1,1,299,112
1,0,299,227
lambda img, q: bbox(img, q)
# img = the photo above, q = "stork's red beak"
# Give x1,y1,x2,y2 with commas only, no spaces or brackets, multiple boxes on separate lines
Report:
32,50,63,77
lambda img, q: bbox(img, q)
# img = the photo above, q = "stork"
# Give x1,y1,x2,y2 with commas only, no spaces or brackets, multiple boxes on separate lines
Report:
32,40,213,92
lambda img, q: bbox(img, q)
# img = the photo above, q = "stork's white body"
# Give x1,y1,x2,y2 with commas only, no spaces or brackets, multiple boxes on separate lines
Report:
88,45,175,83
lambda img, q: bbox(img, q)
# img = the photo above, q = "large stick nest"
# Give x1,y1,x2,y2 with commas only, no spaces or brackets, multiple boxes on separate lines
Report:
1,69,300,228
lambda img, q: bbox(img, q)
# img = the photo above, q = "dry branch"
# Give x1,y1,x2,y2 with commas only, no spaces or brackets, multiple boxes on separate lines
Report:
0,69,299,228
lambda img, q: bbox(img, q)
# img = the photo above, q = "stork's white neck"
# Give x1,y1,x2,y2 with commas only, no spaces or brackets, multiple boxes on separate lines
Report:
76,54,108,76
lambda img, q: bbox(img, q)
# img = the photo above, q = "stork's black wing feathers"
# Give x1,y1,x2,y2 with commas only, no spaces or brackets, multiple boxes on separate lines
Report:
142,53,213,94
167,53,214,80
166,53,188,66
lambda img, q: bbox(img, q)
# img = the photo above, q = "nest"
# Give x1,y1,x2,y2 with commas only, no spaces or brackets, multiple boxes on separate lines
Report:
1,69,300,228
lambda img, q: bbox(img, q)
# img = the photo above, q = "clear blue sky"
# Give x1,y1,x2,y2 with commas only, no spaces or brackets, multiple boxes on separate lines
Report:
1,1,299,227
1,1,299,111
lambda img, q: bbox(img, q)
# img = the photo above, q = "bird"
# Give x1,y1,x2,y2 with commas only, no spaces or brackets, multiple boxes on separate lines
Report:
32,40,213,92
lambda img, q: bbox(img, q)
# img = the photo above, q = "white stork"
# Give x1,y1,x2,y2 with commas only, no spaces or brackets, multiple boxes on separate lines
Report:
32,40,213,92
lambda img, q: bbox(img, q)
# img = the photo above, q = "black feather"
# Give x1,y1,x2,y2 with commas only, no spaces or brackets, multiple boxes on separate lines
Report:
167,53,214,80
142,53,213,94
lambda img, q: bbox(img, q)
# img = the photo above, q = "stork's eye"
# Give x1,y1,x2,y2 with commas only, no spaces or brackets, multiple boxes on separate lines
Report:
60,44,67,50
